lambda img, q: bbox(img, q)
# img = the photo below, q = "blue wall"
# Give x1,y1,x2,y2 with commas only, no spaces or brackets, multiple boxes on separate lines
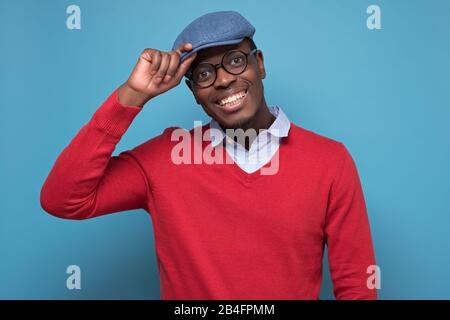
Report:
1,0,449,299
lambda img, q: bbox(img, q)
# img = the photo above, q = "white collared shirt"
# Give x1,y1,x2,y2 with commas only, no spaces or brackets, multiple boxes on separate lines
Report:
208,106,291,173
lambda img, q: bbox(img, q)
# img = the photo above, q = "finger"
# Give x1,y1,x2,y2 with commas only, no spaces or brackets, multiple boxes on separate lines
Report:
174,51,197,83
150,51,162,76
154,52,171,85
168,43,193,83
174,42,193,56
164,51,181,83
139,48,153,63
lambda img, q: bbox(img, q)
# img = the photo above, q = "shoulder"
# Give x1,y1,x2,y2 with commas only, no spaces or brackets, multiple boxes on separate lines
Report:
124,126,184,160
284,123,362,187
286,123,355,174
288,122,346,153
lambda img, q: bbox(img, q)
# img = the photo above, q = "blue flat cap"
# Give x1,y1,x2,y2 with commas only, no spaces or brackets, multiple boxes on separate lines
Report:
172,11,255,63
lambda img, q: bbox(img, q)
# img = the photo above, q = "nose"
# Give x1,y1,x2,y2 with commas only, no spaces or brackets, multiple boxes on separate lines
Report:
213,66,236,89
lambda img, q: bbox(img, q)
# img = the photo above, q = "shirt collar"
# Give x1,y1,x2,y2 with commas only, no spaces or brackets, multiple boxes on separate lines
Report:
208,106,291,148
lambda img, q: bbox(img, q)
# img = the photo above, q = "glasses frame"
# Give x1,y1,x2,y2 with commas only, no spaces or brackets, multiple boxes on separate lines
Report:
187,48,258,89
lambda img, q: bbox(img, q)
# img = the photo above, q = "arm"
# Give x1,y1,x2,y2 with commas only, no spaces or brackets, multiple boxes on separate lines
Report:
324,143,378,300
40,43,197,220
40,89,148,219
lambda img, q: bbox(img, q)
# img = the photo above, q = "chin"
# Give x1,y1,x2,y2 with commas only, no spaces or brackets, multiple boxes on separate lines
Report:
217,108,257,130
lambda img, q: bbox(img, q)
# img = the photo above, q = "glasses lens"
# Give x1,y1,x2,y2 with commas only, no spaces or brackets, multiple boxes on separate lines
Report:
223,51,247,74
192,63,215,87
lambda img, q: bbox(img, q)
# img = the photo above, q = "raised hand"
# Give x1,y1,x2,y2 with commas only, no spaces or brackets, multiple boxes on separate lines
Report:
118,43,197,106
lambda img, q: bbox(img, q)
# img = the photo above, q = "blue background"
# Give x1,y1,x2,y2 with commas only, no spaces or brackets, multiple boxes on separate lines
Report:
1,0,449,299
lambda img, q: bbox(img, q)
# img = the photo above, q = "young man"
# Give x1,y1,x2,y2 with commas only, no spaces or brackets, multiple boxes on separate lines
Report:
40,11,377,299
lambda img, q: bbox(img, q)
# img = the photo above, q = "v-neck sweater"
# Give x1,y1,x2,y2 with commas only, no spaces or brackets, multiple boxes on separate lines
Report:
40,89,377,300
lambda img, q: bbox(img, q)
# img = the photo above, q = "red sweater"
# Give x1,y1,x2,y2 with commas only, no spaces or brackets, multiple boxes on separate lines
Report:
40,89,377,300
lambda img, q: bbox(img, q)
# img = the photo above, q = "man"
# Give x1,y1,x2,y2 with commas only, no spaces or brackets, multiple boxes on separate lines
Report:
40,11,377,299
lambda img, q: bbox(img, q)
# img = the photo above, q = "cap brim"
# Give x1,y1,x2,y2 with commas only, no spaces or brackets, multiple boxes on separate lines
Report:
180,38,246,63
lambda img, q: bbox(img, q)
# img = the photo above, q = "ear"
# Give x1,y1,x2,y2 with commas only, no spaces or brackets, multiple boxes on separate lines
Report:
255,50,266,79
185,79,200,105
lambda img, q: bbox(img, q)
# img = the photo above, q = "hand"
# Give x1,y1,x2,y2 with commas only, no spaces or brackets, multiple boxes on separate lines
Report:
118,43,197,106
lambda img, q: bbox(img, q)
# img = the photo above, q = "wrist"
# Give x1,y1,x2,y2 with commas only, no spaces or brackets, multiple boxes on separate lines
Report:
117,83,152,107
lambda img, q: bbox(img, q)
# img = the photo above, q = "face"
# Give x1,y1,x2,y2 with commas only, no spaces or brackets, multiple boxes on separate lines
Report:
186,39,267,129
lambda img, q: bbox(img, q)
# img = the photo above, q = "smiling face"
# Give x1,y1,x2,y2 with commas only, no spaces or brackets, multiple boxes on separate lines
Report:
186,38,269,130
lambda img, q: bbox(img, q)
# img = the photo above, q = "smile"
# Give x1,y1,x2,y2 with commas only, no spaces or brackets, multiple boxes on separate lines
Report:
216,89,248,112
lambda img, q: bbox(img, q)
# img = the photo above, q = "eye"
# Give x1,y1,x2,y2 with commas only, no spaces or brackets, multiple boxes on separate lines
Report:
199,71,210,78
231,57,243,65
194,68,212,82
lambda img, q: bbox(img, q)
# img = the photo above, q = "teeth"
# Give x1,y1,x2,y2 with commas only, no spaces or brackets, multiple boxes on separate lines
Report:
218,90,246,106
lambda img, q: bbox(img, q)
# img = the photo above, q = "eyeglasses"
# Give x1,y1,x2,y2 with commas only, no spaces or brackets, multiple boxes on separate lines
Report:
187,48,258,88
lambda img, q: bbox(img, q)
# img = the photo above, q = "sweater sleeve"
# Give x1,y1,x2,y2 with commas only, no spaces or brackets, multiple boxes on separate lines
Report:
40,89,149,220
324,143,378,300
